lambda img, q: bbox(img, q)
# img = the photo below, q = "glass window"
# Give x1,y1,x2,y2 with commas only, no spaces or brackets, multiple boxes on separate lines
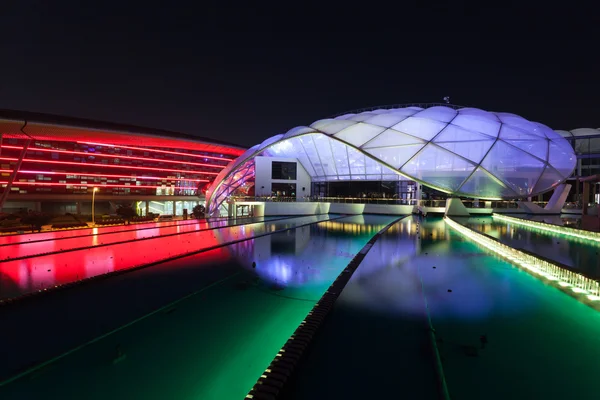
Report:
271,161,297,180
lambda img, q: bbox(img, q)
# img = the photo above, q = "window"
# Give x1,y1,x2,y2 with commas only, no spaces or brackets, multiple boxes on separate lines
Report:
271,183,296,196
271,161,297,180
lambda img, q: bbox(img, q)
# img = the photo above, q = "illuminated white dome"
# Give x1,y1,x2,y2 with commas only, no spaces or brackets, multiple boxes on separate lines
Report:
207,106,576,214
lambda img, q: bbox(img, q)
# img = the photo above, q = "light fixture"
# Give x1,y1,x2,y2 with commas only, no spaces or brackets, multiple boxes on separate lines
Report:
444,217,600,303
493,213,600,242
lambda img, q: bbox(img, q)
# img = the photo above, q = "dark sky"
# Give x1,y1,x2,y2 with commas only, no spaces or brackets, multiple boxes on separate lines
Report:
1,2,599,147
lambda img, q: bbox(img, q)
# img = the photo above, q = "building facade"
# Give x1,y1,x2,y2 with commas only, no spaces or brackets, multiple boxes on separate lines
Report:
0,110,245,216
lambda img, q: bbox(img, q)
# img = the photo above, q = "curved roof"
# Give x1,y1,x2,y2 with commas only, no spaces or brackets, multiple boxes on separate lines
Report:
556,128,600,138
207,106,576,213
556,128,600,154
0,109,245,156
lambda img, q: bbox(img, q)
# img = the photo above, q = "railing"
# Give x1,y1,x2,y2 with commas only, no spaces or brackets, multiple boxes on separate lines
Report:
329,102,468,118
445,217,600,301
228,196,528,209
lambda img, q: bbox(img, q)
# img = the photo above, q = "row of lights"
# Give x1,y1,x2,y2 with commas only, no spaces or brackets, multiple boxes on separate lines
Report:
492,213,600,242
444,217,600,302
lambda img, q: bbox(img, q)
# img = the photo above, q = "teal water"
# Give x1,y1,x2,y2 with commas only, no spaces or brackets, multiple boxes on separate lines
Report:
286,216,600,400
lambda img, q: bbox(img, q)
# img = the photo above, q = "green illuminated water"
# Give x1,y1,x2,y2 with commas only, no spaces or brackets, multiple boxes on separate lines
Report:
4,214,600,399
286,216,600,400
0,214,398,400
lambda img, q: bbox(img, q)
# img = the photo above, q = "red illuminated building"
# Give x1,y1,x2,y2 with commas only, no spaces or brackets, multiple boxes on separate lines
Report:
0,110,245,216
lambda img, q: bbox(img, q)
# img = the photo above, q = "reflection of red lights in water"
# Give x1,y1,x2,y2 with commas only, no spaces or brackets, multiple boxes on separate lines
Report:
0,225,240,300
0,219,213,246
1,221,224,261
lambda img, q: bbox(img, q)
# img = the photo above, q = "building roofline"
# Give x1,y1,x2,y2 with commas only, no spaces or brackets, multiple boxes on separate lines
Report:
0,109,246,150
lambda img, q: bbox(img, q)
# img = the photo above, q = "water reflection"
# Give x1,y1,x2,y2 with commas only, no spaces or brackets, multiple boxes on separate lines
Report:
224,215,397,300
0,215,329,300
339,216,533,320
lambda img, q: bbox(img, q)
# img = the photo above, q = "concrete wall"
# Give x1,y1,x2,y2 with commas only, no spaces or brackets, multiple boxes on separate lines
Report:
260,202,412,216
254,156,312,199
263,202,328,215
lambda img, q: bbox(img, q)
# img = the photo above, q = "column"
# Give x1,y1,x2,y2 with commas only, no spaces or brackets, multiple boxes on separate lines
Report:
583,181,590,215
146,201,149,216
173,200,176,216
76,201,82,214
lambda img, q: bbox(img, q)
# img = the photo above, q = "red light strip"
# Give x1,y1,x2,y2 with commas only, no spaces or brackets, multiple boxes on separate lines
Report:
0,181,199,190
77,141,238,161
0,157,220,175
0,145,227,169
0,169,209,182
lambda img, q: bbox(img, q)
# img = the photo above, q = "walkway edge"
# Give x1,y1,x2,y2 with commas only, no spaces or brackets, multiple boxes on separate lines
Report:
244,216,405,400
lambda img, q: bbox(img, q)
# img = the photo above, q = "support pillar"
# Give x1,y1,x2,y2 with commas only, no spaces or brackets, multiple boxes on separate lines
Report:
0,138,31,211
173,200,177,216
444,198,470,217
583,181,590,215
145,201,149,216
76,201,82,214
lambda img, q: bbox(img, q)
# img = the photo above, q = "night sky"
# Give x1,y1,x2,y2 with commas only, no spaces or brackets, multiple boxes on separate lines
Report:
1,2,598,148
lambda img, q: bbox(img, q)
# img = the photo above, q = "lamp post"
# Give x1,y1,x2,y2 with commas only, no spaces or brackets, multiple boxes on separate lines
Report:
92,187,99,226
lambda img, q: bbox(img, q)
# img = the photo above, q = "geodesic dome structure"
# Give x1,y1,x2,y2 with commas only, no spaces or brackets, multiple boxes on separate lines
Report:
207,106,576,215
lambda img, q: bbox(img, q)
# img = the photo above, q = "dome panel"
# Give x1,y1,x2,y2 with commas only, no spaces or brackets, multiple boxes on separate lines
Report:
480,140,545,197
548,141,576,178
347,113,378,122
299,135,325,176
534,122,556,138
452,114,501,137
283,126,316,139
363,113,411,128
532,165,564,194
401,144,476,191
499,125,541,141
458,108,501,122
311,119,356,135
364,144,424,169
347,146,367,177
335,114,357,120
457,167,517,199
330,138,350,175
334,123,386,147
496,112,523,121
392,117,448,141
434,124,492,143
312,134,337,176
435,139,494,164
500,117,546,138
362,129,424,149
503,138,548,161
260,134,284,148
414,106,457,122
